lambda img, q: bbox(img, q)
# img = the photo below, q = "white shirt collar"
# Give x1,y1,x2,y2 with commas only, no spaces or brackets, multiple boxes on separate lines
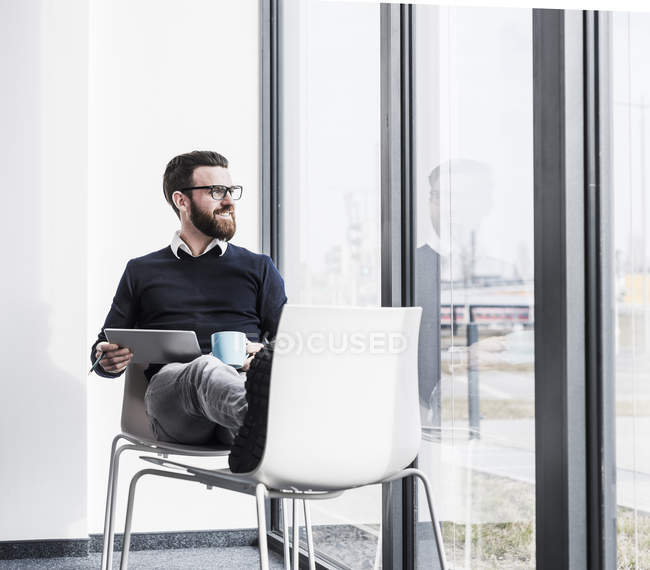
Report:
170,230,228,259
417,224,450,256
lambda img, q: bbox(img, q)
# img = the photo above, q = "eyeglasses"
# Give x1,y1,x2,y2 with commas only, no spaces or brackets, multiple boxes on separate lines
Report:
177,185,243,201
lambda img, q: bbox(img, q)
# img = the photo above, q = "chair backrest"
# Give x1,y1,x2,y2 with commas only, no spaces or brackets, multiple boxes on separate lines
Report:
255,304,423,491
121,363,156,441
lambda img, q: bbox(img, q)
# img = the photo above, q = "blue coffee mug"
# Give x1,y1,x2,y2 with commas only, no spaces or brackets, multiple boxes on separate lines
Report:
211,331,247,368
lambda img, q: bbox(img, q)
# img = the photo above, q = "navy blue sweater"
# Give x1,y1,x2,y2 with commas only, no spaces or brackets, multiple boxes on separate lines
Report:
90,243,287,379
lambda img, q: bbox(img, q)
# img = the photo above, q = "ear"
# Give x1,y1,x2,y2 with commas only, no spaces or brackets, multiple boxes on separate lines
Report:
172,191,190,214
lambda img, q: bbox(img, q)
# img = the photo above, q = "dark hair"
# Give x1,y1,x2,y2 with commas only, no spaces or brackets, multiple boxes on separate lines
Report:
163,150,229,218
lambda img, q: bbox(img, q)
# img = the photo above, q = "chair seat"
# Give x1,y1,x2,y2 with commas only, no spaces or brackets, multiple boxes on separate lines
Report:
119,431,231,457
142,455,350,499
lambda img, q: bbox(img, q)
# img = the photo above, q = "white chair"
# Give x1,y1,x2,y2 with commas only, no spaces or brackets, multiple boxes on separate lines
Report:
100,362,231,570
120,305,448,570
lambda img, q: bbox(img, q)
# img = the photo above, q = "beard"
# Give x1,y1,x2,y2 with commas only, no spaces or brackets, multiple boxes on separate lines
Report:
188,199,236,241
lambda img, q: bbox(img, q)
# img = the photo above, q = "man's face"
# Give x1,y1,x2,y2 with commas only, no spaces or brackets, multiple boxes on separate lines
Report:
186,165,237,241
428,169,493,235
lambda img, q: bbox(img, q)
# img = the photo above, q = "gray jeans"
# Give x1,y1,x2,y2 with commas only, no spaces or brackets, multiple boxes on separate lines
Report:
144,354,248,446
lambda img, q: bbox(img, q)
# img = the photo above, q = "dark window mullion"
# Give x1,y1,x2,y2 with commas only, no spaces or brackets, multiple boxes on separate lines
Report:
401,5,417,570
584,10,617,570
533,9,589,569
260,0,281,536
261,0,280,266
381,3,419,569
381,4,404,567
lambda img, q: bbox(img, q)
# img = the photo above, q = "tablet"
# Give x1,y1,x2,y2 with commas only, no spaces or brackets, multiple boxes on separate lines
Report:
104,329,202,364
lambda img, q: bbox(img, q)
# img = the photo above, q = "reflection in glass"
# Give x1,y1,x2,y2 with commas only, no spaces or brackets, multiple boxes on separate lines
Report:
613,12,650,569
280,0,381,566
415,6,535,568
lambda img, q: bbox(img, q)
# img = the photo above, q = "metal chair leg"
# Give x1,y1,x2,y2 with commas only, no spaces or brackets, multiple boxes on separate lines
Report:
292,499,299,569
255,483,270,570
373,531,381,570
101,437,135,570
282,499,291,569
119,469,147,570
411,469,448,570
384,468,448,570
118,468,201,570
303,500,316,570
101,435,122,570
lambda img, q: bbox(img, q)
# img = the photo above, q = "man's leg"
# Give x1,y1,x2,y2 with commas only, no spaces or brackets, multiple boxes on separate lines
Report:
144,355,247,446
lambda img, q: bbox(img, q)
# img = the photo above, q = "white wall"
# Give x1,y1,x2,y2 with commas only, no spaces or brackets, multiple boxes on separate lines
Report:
87,0,260,533
0,0,261,542
0,0,88,540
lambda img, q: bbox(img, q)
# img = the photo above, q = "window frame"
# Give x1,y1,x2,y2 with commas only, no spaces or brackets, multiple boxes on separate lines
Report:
261,3,617,568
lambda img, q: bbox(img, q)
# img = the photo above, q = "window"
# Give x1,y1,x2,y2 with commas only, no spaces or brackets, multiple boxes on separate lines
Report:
414,6,535,567
280,0,382,565
612,12,650,568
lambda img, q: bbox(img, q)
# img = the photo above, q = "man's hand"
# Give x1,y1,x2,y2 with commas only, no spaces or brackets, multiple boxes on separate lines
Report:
95,342,134,374
241,341,264,372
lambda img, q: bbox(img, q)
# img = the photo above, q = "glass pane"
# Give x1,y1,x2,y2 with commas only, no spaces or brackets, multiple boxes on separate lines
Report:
612,12,650,569
414,6,536,568
280,0,381,566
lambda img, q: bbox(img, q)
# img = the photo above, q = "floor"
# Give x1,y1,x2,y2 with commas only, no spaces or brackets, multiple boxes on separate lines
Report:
0,547,286,569
0,524,382,569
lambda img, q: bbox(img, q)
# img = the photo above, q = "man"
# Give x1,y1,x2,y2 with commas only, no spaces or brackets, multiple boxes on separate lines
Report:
416,159,493,429
90,150,287,446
